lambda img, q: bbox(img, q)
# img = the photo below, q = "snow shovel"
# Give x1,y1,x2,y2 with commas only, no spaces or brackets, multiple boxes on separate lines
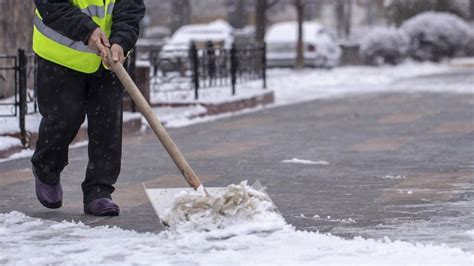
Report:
105,52,273,225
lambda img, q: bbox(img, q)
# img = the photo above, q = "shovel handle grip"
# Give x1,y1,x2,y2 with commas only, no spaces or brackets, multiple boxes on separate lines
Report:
105,51,203,190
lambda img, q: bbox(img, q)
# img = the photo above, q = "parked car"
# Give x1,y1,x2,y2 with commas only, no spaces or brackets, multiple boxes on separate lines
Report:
265,21,341,68
160,20,234,57
157,20,234,73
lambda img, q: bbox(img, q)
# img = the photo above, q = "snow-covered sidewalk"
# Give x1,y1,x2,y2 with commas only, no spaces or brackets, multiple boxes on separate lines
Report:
1,211,472,265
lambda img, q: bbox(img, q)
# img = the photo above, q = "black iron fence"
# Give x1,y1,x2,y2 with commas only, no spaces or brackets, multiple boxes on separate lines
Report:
0,49,37,147
0,43,267,147
148,42,267,100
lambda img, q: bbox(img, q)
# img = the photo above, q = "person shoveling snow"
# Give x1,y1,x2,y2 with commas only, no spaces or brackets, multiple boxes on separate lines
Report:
30,0,145,216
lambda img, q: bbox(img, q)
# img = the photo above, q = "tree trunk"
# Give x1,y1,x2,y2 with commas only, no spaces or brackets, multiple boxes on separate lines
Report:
344,0,353,38
335,0,345,38
0,0,35,98
295,0,305,69
470,0,474,21
170,0,191,33
255,0,267,45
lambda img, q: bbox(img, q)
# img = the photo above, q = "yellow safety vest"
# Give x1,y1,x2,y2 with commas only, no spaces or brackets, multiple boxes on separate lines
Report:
33,0,115,73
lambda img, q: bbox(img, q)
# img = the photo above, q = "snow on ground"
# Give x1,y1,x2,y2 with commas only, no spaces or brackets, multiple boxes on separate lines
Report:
154,60,472,128
1,210,472,265
0,114,41,136
265,60,472,105
382,174,407,180
1,61,473,264
0,149,34,163
151,105,207,125
346,198,474,253
451,57,474,67
151,59,471,106
0,136,21,150
281,158,330,165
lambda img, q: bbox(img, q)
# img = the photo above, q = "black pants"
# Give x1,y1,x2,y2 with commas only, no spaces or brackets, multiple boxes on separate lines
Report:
31,57,124,204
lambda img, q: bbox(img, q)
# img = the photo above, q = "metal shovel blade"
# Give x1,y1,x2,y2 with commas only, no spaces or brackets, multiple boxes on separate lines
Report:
143,181,273,227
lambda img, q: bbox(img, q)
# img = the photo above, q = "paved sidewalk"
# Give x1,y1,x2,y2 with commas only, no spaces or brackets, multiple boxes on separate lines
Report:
1,87,473,250
0,89,274,159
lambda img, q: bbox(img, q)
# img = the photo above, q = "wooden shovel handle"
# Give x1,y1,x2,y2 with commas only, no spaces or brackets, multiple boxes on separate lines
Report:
105,51,202,190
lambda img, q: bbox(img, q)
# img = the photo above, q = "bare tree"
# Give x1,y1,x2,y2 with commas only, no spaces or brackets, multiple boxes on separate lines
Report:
0,1,34,54
255,0,280,45
294,0,305,69
255,0,268,45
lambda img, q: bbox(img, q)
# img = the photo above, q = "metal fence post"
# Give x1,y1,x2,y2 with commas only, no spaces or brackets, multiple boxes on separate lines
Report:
206,41,216,87
18,49,29,147
262,42,267,89
230,43,237,96
189,42,200,100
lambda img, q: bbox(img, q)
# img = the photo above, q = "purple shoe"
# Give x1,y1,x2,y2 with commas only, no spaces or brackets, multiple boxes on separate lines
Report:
34,172,63,209
84,198,120,216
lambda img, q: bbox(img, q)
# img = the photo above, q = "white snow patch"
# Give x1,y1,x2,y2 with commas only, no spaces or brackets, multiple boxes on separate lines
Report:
0,141,88,163
467,230,474,238
0,136,21,150
1,210,473,265
296,214,357,224
69,140,89,149
282,158,330,166
451,57,474,66
382,174,407,180
0,149,34,163
123,111,142,122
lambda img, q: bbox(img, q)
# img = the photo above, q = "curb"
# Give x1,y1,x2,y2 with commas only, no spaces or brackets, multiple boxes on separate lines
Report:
0,144,24,160
152,90,275,117
202,91,274,116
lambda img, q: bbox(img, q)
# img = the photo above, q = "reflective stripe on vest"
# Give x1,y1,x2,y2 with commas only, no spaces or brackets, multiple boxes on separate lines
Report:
81,5,105,18
79,3,114,18
34,15,95,54
32,0,115,73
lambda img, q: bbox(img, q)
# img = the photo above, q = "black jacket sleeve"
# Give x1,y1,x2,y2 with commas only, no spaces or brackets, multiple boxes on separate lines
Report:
109,0,146,53
34,0,98,44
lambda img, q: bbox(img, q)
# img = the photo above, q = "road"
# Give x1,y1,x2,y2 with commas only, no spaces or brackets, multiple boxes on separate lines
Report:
1,70,473,251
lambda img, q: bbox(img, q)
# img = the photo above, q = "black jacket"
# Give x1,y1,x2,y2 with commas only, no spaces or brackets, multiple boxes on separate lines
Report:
34,0,145,53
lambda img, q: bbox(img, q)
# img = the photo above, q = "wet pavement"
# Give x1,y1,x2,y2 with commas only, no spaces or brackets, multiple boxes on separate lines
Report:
1,72,473,251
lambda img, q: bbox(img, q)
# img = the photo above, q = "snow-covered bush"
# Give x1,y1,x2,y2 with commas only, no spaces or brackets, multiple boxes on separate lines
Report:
359,27,410,65
384,0,469,25
400,12,472,62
